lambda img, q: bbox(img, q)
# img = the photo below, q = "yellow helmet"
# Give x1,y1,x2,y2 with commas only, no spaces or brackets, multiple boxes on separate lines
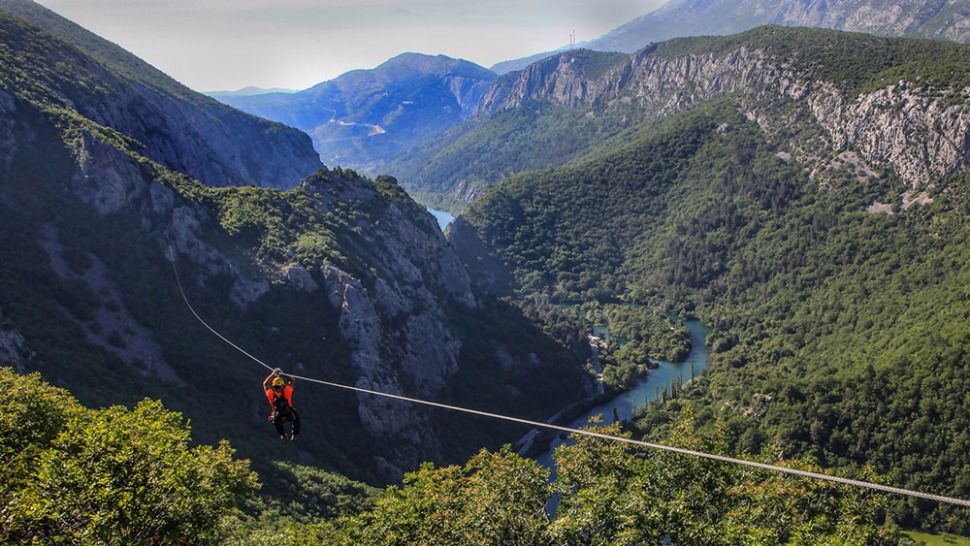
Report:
271,376,285,388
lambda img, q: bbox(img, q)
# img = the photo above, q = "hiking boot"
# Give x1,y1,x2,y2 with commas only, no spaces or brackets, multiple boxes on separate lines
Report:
289,433,298,442
279,434,287,442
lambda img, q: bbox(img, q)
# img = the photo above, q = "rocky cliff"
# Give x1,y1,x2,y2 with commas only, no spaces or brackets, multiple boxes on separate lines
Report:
596,0,970,54
0,7,587,481
0,82,587,481
492,0,970,74
0,1,321,188
478,50,626,114
424,27,970,203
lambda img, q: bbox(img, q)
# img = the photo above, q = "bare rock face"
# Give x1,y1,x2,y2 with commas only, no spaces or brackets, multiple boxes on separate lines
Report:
71,134,149,216
0,1,321,188
481,45,970,190
309,173,485,475
769,0,970,43
823,84,970,185
0,306,32,372
280,263,319,292
479,53,616,113
63,133,272,311
583,0,970,57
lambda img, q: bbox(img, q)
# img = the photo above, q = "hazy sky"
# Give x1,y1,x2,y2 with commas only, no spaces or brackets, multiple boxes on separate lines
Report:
35,0,666,92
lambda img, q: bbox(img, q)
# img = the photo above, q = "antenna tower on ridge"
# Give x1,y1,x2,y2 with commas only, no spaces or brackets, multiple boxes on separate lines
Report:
570,29,576,49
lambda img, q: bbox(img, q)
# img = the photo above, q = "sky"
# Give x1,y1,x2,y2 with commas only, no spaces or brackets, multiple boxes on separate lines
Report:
35,0,666,92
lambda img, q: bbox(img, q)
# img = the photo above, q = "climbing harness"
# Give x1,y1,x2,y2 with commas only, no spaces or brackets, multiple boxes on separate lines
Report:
169,247,970,508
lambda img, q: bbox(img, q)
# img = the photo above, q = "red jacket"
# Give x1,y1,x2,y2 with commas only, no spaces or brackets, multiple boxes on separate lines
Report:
265,385,294,410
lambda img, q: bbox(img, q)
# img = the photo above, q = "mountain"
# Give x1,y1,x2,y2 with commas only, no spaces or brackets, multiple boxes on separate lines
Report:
446,27,970,530
206,86,297,98
386,49,633,209
1,3,965,540
393,26,970,210
0,6,589,488
215,53,497,173
0,0,321,188
493,0,970,74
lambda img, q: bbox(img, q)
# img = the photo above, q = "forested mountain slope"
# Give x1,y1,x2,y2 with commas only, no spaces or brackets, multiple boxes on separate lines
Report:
449,94,970,531
0,7,588,487
3,368,900,545
492,0,970,74
0,0,321,188
216,53,496,174
393,27,970,212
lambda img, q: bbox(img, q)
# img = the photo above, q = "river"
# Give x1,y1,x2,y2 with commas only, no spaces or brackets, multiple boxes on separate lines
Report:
533,319,712,470
427,208,453,230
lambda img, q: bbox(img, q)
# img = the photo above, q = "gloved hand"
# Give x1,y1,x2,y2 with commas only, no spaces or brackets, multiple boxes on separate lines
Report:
273,368,282,375
268,411,278,423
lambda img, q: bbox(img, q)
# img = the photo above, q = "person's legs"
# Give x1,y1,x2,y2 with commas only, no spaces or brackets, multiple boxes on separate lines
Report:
290,409,300,440
273,414,286,439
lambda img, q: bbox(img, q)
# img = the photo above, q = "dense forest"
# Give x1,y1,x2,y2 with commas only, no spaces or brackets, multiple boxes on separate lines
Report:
454,99,970,531
2,368,904,545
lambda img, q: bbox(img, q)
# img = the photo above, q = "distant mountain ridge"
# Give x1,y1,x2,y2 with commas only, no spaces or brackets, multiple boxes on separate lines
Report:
215,53,497,173
493,0,970,74
206,87,297,98
391,26,970,210
0,0,321,188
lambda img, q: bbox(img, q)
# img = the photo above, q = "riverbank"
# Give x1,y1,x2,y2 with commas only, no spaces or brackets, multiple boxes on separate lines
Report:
516,390,616,458
527,319,712,469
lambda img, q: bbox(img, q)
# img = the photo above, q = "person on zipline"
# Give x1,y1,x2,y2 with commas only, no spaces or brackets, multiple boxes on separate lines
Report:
263,369,300,442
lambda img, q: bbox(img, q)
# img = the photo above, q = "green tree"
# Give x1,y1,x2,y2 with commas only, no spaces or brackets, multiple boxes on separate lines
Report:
1,368,258,545
342,447,549,546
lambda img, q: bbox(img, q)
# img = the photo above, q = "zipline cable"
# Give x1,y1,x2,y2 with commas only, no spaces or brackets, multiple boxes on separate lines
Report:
169,248,970,509
170,243,273,373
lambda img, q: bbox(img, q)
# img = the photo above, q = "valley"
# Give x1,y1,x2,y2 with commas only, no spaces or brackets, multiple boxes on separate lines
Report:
1,0,970,543
530,318,712,469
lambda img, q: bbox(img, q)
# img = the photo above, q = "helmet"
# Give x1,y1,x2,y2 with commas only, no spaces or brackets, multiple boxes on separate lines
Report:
271,376,285,388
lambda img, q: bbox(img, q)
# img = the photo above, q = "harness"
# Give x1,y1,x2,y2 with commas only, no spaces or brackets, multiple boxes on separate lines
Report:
273,395,292,414
269,387,293,416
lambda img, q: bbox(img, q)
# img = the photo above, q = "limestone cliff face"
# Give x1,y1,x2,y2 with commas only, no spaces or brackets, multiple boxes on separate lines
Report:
0,83,483,477
305,175,477,478
478,42,970,189
478,51,626,114
63,131,481,477
590,0,970,55
0,306,31,373
0,3,321,188
479,55,608,113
